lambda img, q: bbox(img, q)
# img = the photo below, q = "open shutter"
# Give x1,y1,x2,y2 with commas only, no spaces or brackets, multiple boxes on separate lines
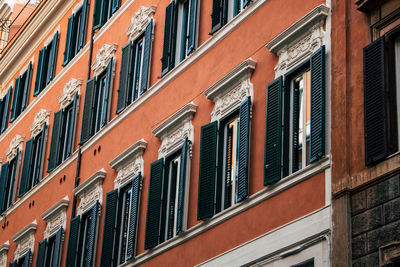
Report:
111,0,119,14
80,78,96,144
52,227,64,267
237,96,251,202
197,121,218,220
34,124,47,185
187,0,198,55
86,201,99,267
66,93,78,157
161,2,174,76
34,48,45,96
10,76,21,123
102,59,113,127
9,260,17,267
100,189,118,267
79,0,89,49
22,249,31,267
1,87,12,133
264,77,283,185
291,78,300,173
93,0,103,30
47,32,59,84
176,138,189,234
126,172,142,260
35,239,47,267
21,62,32,111
65,216,80,267
0,162,9,213
117,43,133,113
145,159,164,249
310,45,326,163
140,20,153,95
211,0,224,34
63,16,73,66
47,110,63,172
282,79,291,177
19,138,34,197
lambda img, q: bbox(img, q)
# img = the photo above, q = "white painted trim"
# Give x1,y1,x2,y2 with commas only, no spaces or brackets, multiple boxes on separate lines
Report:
72,0,84,14
41,196,69,221
12,221,37,259
0,242,9,254
74,169,106,215
110,140,147,170
30,109,50,138
19,56,34,76
12,221,37,242
6,135,23,161
41,196,69,239
0,241,8,267
91,44,118,77
126,6,157,41
44,25,60,47
59,78,82,109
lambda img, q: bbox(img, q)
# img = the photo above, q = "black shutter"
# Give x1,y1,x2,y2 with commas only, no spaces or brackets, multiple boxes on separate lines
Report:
19,138,34,197
86,201,99,267
100,189,118,267
292,77,300,173
34,48,45,96
111,0,119,14
126,172,142,260
47,32,59,84
117,43,133,113
102,59,113,127
52,227,64,267
48,110,63,172
34,124,47,185
21,62,32,111
282,79,291,177
66,93,78,157
310,45,326,163
264,77,283,185
1,87,12,133
78,0,89,49
80,78,96,144
65,216,80,267
22,249,31,267
93,0,103,30
145,159,164,249
187,0,198,55
35,239,47,267
10,76,21,122
63,16,73,66
237,96,251,202
176,138,189,234
161,2,174,76
0,162,9,213
140,20,153,95
211,0,224,34
197,121,218,220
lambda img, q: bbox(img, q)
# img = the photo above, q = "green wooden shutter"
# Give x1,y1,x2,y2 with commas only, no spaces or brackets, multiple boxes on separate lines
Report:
111,0,119,14
63,15,73,66
80,78,96,144
93,0,103,30
34,124,47,185
21,62,32,112
140,20,153,95
291,77,300,173
198,121,218,220
65,216,80,267
19,138,34,197
52,227,64,267
86,201,99,267
282,79,290,177
233,0,240,16
211,0,224,34
310,45,325,163
100,189,118,267
176,138,189,234
161,2,174,76
22,249,31,267
126,172,142,260
243,0,250,8
34,48,45,96
66,93,78,157
0,162,9,213
145,159,164,249
47,32,59,84
117,43,133,113
102,59,113,127
35,239,47,267
187,0,197,55
1,87,12,133
47,110,63,172
237,96,251,202
9,260,17,267
10,76,21,123
78,0,89,49
264,77,283,185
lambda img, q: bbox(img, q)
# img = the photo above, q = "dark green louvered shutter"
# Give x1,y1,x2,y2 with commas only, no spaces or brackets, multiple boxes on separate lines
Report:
310,45,325,163
65,216,80,267
21,62,32,111
9,260,16,267
282,80,290,177
86,201,99,267
243,0,250,8
161,2,174,76
19,138,34,197
237,96,251,202
93,0,103,30
176,138,189,234
111,0,119,14
47,32,59,84
102,59,113,127
48,110,63,172
145,159,164,249
34,48,44,96
140,20,153,95
1,87,12,133
52,227,64,267
264,77,283,185
117,43,133,113
126,172,142,260
78,0,89,49
10,76,21,123
22,249,31,267
63,16,73,66
211,0,224,34
0,162,9,213
198,121,218,220
80,78,96,144
35,239,47,267
66,93,78,157
100,189,118,267
34,124,47,185
363,37,388,165
187,0,197,55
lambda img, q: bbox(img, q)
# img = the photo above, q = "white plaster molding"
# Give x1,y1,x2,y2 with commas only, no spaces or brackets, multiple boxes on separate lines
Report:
44,25,60,47
204,59,256,121
19,56,34,76
41,196,69,239
74,169,106,215
0,83,11,99
30,109,50,138
12,221,37,260
153,103,197,159
0,241,9,267
126,6,156,41
72,0,84,14
59,78,82,109
6,135,24,161
91,44,117,77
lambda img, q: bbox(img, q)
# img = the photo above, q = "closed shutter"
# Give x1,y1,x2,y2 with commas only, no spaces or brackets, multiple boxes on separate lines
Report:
34,124,47,185
35,239,47,267
86,201,99,267
187,0,198,55
140,20,153,95
100,189,118,267
198,121,218,220
22,249,31,267
52,227,64,267
161,2,174,76
63,16,73,66
111,0,119,14
117,43,133,113
126,172,142,260
47,110,63,172
10,76,21,123
80,78,96,144
211,0,224,34
1,87,12,133
102,59,113,127
176,138,189,234
93,0,103,30
19,138,34,197
145,159,164,249
66,93,78,157
34,48,45,96
237,96,251,202
65,216,80,267
0,162,9,213
282,79,291,177
264,77,283,185
21,62,32,111
78,0,89,49
47,32,59,84
9,260,16,267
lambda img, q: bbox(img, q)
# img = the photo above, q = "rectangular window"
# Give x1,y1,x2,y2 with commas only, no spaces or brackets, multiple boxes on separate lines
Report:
93,0,119,30
0,151,19,213
211,0,249,34
10,62,33,122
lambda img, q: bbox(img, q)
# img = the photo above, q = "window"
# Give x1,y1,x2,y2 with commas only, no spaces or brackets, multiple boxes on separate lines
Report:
34,32,59,96
116,20,153,113
93,0,119,30
264,46,325,185
292,259,314,267
10,62,33,122
9,250,31,267
100,173,142,266
161,0,198,76
47,93,79,172
210,0,250,34
35,228,63,267
197,97,251,219
63,0,89,66
0,150,20,213
0,86,12,133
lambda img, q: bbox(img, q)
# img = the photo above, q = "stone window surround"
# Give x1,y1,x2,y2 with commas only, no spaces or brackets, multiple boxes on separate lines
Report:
91,44,117,77
0,241,9,267
12,220,37,261
126,5,156,42
43,25,60,47
6,135,24,162
19,56,34,77
0,81,13,100
59,78,82,110
30,109,51,138
41,196,69,240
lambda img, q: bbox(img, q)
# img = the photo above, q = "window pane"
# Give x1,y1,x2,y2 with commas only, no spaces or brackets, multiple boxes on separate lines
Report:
119,187,132,264
133,40,144,101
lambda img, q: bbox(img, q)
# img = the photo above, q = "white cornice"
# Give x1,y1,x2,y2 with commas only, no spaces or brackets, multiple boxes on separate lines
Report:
41,196,69,239
30,109,50,138
110,139,147,171
74,169,106,215
41,196,69,221
73,169,106,196
0,241,9,254
126,6,156,41
6,135,23,161
59,78,82,109
91,44,117,77
12,221,37,243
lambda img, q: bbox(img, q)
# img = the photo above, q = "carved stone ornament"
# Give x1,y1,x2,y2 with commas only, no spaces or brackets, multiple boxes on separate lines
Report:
59,78,82,109
126,6,156,41
12,221,37,260
41,196,69,239
30,109,50,138
0,241,9,267
73,169,106,216
6,135,24,161
91,44,117,77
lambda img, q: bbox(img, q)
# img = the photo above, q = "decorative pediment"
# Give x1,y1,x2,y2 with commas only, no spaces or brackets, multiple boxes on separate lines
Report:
30,109,50,138
0,241,9,267
126,6,156,41
12,221,36,260
74,169,106,215
6,135,24,161
91,44,117,77
41,196,69,239
59,78,82,109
